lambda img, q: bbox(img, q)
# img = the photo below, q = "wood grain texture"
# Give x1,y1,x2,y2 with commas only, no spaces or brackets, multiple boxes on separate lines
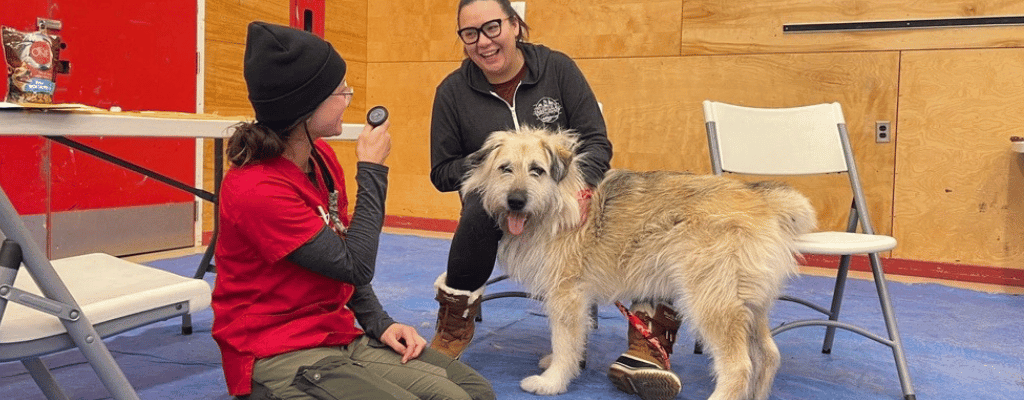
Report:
682,0,1024,55
204,40,251,119
367,0,464,62
359,61,464,220
206,0,288,45
895,48,1024,267
326,0,368,62
367,0,683,62
527,0,681,59
577,52,899,235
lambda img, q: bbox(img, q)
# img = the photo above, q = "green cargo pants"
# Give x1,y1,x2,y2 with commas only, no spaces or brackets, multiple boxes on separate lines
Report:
244,336,495,400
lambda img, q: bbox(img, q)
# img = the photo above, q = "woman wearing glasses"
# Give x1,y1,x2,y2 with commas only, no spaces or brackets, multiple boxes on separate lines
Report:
213,21,494,400
428,1,682,399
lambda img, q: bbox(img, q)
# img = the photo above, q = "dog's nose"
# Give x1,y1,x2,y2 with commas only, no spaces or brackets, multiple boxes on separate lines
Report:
507,190,527,211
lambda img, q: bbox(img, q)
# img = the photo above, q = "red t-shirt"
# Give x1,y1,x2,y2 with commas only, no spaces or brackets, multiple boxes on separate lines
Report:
212,140,361,396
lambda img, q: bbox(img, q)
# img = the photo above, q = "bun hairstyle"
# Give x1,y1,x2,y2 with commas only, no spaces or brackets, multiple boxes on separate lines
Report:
226,121,286,167
458,0,530,42
227,21,345,167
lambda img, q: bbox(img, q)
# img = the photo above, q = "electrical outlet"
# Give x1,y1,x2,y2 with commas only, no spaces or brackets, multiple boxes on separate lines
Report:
875,121,891,143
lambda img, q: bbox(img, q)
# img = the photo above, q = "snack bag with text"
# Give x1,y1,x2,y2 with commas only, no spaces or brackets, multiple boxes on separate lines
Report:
3,26,61,104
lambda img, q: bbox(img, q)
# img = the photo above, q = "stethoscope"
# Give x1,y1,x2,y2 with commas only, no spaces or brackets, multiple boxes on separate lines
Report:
301,106,389,235
304,122,345,234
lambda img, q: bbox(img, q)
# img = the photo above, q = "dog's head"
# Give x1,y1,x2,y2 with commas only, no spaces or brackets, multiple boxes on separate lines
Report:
461,127,586,236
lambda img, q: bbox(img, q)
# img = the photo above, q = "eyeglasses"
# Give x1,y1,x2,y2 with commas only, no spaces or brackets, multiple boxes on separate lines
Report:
457,18,508,45
331,87,355,98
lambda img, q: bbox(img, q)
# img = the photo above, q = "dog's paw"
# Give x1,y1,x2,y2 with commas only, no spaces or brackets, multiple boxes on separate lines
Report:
520,375,568,395
538,353,552,369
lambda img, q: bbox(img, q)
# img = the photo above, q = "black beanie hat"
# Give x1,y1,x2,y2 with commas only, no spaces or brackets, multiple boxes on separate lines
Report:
243,21,346,133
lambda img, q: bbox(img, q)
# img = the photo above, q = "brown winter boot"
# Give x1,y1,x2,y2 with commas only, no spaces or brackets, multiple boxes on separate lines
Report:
430,273,485,359
608,302,683,400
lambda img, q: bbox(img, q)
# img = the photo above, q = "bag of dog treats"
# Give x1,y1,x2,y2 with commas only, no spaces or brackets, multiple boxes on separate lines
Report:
3,26,61,103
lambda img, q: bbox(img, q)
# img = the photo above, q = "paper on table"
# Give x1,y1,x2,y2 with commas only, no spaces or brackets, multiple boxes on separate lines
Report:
0,101,100,110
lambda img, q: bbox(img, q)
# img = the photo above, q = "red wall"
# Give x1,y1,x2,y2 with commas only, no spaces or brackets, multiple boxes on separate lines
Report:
1,0,197,213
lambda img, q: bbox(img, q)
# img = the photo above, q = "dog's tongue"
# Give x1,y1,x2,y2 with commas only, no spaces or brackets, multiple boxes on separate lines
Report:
507,213,527,235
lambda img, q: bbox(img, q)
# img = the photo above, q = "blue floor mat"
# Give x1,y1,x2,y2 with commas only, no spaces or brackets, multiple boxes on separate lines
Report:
1,232,1022,399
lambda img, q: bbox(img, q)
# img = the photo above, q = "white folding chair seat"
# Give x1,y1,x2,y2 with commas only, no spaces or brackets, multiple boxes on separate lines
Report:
796,231,897,255
702,100,916,400
0,184,212,400
1,253,211,359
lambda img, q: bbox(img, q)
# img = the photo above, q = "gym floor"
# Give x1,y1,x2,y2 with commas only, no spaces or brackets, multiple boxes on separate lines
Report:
1,231,1022,399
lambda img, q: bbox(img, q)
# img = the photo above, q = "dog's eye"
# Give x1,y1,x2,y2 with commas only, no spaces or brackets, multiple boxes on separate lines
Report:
499,164,513,174
529,167,546,177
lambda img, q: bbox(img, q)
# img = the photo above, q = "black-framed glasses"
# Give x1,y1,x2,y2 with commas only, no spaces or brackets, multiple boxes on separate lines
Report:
457,18,508,45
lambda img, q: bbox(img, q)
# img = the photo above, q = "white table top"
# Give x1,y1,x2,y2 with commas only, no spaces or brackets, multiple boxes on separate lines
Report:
1012,141,1024,153
0,102,362,140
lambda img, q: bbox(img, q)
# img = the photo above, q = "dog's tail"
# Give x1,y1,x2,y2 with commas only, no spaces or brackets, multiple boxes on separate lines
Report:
749,181,817,238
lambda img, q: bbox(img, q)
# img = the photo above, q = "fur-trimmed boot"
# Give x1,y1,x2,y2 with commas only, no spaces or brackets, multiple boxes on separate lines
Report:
608,302,683,400
430,273,485,360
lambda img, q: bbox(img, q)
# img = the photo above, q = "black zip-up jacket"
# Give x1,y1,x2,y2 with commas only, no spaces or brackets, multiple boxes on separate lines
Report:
430,42,613,193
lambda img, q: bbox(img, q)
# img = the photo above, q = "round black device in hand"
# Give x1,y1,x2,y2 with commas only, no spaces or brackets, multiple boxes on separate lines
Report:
367,106,389,128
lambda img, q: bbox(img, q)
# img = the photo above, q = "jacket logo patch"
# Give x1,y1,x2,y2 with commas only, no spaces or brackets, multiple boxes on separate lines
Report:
533,97,562,124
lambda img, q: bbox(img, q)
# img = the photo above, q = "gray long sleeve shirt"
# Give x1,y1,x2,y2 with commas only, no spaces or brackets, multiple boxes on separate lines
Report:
286,162,396,339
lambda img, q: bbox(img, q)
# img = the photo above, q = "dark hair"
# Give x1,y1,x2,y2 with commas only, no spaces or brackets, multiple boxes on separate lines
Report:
458,0,530,42
226,121,289,167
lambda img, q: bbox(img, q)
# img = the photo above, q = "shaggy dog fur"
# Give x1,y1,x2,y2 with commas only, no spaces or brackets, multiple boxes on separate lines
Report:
461,127,817,400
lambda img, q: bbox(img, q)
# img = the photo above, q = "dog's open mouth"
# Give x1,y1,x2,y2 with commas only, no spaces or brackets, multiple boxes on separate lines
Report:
507,212,528,235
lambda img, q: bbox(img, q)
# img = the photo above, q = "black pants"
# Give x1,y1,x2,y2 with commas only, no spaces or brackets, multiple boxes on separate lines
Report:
445,191,503,291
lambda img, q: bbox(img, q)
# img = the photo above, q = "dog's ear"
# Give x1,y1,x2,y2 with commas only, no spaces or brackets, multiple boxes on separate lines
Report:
466,145,494,171
546,144,574,183
466,134,503,171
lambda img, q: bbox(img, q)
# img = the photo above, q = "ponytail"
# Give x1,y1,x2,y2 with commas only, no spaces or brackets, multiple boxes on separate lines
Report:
226,121,286,167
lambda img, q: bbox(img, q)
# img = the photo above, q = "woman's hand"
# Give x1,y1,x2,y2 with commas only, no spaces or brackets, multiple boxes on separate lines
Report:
356,118,391,166
379,323,426,363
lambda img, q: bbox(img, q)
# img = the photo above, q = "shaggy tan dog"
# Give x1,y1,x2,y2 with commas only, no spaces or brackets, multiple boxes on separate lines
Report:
461,128,816,400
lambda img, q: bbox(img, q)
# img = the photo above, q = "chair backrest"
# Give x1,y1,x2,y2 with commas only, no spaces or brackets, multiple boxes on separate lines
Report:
704,101,849,176
702,100,876,235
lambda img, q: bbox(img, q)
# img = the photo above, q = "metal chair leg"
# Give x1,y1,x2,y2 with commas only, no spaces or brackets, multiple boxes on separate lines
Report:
22,358,71,400
868,253,916,400
822,254,853,353
182,235,216,335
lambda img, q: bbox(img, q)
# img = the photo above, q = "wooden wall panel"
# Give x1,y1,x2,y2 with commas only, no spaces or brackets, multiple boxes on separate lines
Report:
682,0,1024,55
577,51,899,234
363,61,464,219
326,0,367,62
368,0,683,62
528,0,681,59
206,0,288,45
895,48,1024,268
368,0,463,62
204,40,250,118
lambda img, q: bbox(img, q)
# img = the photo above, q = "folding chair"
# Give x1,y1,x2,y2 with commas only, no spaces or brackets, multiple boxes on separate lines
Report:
702,100,915,400
0,185,213,400
477,275,599,327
